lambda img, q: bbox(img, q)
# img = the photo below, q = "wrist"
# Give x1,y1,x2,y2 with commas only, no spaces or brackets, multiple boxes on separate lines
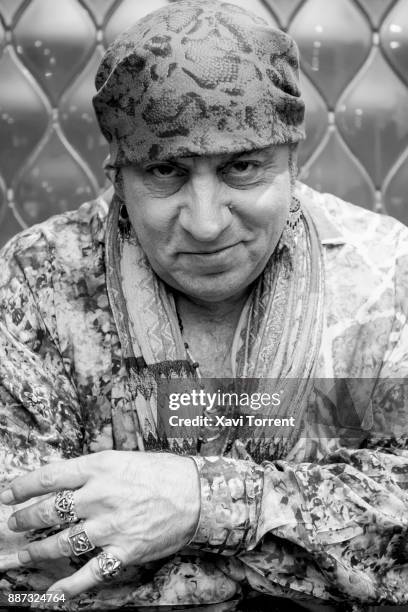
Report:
188,456,264,555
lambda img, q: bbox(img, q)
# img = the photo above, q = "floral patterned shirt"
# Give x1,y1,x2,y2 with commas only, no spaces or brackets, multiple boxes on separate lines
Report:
1,183,408,611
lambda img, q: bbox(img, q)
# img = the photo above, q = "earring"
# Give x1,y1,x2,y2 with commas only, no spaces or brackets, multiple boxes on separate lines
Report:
278,195,301,257
118,202,131,236
119,204,129,220
288,195,301,231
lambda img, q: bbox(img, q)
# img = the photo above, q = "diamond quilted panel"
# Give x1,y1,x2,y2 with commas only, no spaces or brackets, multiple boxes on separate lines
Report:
105,0,168,45
60,47,108,187
336,48,408,188
79,0,118,26
0,177,6,235
0,47,49,184
383,151,408,225
14,126,97,225
14,0,96,104
262,0,304,28
297,72,328,167
355,0,396,28
0,0,27,26
381,0,408,85
0,199,24,247
289,0,371,108
301,128,375,209
0,0,407,247
223,0,277,24
0,18,5,51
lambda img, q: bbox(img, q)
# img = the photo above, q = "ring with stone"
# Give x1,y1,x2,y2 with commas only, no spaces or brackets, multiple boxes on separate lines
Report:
68,521,95,556
97,551,122,580
54,489,79,523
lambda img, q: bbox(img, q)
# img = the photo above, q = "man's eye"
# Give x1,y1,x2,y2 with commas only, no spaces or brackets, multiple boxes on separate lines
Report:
147,164,183,178
228,161,254,174
222,160,260,185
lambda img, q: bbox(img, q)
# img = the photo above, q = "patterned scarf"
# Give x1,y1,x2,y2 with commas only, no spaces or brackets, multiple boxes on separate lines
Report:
105,191,325,461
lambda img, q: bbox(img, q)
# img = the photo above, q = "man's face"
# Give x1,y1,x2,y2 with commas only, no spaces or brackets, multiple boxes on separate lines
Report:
120,143,291,304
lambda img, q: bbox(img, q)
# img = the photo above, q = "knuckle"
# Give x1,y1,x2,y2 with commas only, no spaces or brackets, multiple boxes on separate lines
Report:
17,549,30,565
37,502,54,526
92,559,105,583
53,581,71,598
57,533,71,557
75,456,88,477
11,481,26,501
39,468,56,489
26,542,42,562
13,511,27,530
104,514,118,536
75,454,98,480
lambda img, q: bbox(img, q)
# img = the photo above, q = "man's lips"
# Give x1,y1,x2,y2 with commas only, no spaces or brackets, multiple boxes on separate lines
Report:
177,242,241,271
181,243,240,255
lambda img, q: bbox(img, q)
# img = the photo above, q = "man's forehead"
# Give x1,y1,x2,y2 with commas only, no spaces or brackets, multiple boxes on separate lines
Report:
161,144,283,164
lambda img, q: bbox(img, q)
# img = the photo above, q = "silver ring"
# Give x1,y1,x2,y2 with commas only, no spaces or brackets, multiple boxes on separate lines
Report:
54,489,78,523
97,552,122,580
68,521,95,556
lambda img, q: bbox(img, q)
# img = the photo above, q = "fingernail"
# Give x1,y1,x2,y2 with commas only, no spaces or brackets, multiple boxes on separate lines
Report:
46,589,65,599
18,550,31,564
0,489,15,504
8,515,17,530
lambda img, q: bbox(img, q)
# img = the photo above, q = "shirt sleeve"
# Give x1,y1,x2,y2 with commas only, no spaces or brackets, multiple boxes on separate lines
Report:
0,230,87,591
188,231,408,606
0,230,84,481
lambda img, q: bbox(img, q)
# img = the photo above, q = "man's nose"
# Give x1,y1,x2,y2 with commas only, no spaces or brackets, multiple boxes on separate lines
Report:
178,176,231,242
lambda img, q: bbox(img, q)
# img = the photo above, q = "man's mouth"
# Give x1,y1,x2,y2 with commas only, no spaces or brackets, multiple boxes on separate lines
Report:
179,243,241,271
183,243,239,255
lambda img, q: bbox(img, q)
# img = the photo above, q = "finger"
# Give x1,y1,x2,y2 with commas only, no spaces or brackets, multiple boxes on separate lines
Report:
9,486,88,532
0,455,96,504
0,551,23,572
17,520,100,565
47,547,124,599
8,493,60,531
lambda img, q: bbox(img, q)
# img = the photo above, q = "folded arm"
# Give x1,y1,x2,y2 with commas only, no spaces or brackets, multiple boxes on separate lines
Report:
188,237,408,605
190,445,408,605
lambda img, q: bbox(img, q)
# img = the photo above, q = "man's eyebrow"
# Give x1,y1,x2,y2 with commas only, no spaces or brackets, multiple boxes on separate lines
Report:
230,146,275,158
162,146,275,165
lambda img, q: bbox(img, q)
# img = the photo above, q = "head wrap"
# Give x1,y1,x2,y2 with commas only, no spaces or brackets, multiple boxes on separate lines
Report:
93,0,305,167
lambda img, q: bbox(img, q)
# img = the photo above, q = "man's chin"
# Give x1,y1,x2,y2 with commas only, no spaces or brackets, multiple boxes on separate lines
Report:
169,270,253,303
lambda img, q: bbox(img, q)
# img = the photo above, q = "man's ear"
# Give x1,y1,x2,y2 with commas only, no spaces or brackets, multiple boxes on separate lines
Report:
103,155,116,182
108,166,125,202
103,155,125,201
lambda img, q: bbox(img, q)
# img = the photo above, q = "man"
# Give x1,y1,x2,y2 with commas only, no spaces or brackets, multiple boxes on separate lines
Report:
0,1,408,610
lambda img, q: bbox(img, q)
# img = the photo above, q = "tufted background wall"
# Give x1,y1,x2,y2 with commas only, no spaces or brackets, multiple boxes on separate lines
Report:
0,0,407,248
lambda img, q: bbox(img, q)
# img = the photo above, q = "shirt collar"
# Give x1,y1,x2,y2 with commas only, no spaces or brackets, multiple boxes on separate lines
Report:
298,185,346,246
310,206,346,246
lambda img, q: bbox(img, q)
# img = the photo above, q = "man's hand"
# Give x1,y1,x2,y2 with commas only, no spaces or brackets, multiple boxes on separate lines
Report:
0,451,200,598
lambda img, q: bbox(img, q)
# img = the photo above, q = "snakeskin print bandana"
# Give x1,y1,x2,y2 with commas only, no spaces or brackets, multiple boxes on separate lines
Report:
93,0,305,167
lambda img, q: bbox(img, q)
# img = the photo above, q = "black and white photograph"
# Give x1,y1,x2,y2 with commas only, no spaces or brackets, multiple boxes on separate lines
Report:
0,0,408,611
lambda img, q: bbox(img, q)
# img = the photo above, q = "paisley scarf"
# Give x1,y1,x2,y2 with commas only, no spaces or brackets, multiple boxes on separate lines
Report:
105,191,324,461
